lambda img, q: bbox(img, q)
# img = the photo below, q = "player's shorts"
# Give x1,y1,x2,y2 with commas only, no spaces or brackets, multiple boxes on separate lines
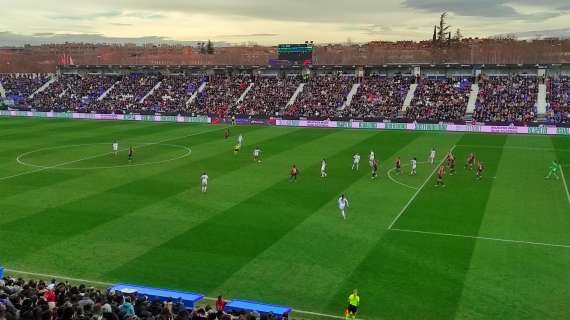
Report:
347,304,358,314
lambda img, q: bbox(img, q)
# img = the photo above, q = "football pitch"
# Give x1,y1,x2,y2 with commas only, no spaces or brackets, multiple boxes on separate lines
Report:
1,117,570,319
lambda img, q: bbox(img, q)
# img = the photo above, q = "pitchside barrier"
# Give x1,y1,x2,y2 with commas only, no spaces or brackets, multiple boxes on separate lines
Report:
3,110,570,136
225,299,292,317
0,110,210,124
109,284,203,309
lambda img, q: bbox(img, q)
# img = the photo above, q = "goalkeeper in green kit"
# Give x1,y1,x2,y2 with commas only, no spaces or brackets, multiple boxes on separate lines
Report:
545,160,561,180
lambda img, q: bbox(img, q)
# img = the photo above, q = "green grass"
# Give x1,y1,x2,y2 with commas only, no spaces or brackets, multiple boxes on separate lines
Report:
1,117,570,320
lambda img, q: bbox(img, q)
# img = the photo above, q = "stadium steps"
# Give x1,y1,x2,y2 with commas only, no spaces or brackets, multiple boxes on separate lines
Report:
466,83,479,114
341,83,360,110
401,83,417,112
0,81,6,98
287,83,304,106
237,82,254,103
187,81,207,106
29,76,56,99
140,81,162,103
98,81,119,101
537,83,547,116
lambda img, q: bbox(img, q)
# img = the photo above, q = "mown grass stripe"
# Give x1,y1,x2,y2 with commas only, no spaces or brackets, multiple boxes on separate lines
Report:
104,130,407,295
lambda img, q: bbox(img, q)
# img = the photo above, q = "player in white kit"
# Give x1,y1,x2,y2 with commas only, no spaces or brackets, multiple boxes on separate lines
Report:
200,172,209,193
253,146,262,163
321,159,328,178
411,157,417,175
338,194,349,219
368,151,375,168
112,141,119,156
352,153,361,171
429,148,436,165
238,134,244,147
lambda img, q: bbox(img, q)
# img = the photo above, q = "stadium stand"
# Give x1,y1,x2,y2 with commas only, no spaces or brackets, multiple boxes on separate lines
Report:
96,74,162,114
285,75,355,118
473,76,538,123
338,76,411,119
141,75,205,115
235,76,302,117
0,276,291,320
546,77,570,124
190,75,252,117
3,69,569,124
405,77,471,121
0,74,50,107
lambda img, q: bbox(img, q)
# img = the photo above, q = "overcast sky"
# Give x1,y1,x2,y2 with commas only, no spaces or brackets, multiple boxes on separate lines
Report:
1,0,570,46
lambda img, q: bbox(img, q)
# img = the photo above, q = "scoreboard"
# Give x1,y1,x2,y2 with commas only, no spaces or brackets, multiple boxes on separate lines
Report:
278,44,313,64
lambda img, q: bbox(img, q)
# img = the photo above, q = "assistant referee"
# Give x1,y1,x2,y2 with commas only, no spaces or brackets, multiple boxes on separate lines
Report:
346,289,360,320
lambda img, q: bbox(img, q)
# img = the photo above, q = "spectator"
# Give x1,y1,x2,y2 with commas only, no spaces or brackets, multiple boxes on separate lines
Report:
406,77,471,122
340,75,411,119
474,75,537,123
215,296,225,316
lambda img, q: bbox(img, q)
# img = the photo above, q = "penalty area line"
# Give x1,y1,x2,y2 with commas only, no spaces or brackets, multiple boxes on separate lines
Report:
390,228,570,249
387,145,456,230
3,268,359,320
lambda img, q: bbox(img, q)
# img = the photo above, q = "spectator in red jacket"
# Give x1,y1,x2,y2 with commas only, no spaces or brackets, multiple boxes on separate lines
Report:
215,295,225,314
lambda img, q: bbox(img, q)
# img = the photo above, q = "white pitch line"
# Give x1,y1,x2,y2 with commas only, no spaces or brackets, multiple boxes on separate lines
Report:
386,161,430,190
390,228,570,249
561,166,570,205
3,268,359,320
4,268,113,286
387,145,456,230
0,127,221,182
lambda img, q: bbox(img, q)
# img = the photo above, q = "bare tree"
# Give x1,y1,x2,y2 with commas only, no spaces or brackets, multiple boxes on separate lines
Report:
453,28,463,41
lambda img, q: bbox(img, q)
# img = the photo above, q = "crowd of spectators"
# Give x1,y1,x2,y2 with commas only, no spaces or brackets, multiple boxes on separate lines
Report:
285,75,355,118
141,75,205,115
474,76,538,123
2,73,559,124
94,74,161,114
0,277,282,320
405,78,471,121
0,74,50,106
235,76,302,117
339,76,411,119
546,77,570,124
190,76,251,117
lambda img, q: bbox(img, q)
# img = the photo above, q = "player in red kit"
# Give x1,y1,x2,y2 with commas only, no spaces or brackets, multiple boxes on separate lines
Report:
447,152,456,175
476,161,485,180
395,157,402,175
465,152,475,170
435,164,446,187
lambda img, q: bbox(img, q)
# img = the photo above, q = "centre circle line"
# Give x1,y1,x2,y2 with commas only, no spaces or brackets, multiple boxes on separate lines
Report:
386,161,431,190
16,143,191,171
